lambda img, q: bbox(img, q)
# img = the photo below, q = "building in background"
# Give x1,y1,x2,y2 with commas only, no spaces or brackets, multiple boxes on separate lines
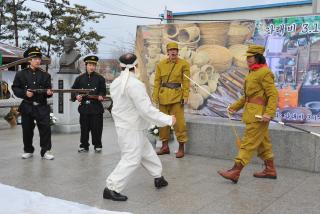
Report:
164,0,320,22
0,43,50,97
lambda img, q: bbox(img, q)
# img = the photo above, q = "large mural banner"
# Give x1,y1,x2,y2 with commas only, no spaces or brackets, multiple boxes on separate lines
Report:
136,15,320,126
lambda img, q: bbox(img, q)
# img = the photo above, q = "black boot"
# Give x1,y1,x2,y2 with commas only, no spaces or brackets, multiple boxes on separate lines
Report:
103,187,128,201
154,176,168,189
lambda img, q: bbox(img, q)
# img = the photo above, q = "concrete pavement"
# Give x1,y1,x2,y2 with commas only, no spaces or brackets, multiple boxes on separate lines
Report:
0,118,319,214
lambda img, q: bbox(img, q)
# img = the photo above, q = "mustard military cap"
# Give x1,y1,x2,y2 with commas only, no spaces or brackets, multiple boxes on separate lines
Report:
166,42,179,50
244,44,265,56
84,55,99,64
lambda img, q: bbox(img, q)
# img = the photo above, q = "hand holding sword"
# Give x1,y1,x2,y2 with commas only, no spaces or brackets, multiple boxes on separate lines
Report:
227,106,236,115
255,114,271,122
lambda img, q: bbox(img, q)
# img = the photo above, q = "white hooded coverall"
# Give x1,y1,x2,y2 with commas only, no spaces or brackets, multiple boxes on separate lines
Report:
106,71,173,193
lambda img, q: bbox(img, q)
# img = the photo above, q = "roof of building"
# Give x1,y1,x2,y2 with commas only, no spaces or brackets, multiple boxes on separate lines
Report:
161,0,312,17
0,42,50,65
0,42,24,59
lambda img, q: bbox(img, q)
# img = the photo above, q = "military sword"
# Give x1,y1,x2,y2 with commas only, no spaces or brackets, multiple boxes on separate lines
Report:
183,74,226,118
184,73,242,149
255,115,320,138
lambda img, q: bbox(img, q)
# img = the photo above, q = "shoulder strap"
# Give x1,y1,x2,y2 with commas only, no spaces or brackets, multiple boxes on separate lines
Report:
166,62,176,83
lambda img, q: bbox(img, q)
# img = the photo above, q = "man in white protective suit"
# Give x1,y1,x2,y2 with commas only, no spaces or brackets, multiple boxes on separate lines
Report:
103,53,176,201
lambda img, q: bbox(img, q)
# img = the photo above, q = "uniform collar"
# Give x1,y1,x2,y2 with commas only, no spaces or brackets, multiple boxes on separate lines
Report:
86,71,95,76
28,66,40,72
166,57,179,64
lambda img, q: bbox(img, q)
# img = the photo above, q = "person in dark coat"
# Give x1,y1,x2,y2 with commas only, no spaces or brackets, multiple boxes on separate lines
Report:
12,47,54,160
71,55,106,153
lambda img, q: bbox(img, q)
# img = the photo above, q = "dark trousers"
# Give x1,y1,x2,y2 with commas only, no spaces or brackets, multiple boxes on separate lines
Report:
79,114,103,149
21,105,51,156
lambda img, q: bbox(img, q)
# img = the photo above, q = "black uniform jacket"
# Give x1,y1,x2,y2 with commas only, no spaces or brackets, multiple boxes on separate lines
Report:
71,71,107,115
12,67,52,115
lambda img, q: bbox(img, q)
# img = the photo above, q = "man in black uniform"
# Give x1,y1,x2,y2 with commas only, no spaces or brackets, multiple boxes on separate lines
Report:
72,55,106,153
12,47,54,160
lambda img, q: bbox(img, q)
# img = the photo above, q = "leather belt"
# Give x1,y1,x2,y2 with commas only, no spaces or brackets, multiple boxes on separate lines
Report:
161,83,181,89
24,100,43,106
245,97,266,106
83,99,99,104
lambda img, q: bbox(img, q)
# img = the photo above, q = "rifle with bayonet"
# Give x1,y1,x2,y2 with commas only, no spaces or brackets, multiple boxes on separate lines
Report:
28,89,94,93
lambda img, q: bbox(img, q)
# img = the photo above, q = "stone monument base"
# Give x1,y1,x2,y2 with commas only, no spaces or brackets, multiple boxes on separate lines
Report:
52,69,80,133
186,114,320,172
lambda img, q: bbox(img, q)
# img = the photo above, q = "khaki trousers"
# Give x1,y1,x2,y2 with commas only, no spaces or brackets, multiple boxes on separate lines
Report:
159,103,188,143
235,122,274,166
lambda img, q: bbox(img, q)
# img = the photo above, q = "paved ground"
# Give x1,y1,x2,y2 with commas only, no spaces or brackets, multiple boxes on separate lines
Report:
0,118,319,214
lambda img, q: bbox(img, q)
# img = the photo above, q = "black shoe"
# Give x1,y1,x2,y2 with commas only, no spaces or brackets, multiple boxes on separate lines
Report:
154,176,168,189
103,187,128,201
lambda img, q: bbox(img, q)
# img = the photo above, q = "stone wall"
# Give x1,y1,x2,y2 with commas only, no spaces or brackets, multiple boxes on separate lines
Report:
186,114,320,172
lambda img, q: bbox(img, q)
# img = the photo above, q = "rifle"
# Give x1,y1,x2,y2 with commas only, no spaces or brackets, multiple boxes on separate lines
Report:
28,89,94,93
70,94,113,113
0,56,33,71
83,95,111,101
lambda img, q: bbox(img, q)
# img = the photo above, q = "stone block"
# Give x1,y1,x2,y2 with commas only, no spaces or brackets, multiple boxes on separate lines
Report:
185,114,320,172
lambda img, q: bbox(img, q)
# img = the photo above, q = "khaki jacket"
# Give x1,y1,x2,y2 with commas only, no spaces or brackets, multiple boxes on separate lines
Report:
230,66,278,123
152,58,190,105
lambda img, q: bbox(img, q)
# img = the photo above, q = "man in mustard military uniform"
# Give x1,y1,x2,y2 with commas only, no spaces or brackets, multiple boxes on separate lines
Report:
218,44,279,183
152,42,190,158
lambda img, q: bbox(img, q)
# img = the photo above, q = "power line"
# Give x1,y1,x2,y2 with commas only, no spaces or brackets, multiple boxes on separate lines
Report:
91,0,140,17
29,0,162,21
28,0,252,22
108,0,155,17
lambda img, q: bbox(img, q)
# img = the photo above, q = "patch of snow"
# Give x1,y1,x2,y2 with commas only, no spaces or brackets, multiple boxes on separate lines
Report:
0,183,131,214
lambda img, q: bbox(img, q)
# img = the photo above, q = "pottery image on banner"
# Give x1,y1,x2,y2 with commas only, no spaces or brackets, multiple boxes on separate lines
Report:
178,26,201,43
305,101,320,114
197,45,232,73
199,22,230,46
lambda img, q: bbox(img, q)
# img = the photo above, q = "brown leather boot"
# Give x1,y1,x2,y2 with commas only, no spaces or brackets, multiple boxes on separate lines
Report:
253,159,277,179
217,163,244,184
176,142,185,158
157,141,170,155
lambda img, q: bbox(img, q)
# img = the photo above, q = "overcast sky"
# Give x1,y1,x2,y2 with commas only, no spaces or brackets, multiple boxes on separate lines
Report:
25,0,308,58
